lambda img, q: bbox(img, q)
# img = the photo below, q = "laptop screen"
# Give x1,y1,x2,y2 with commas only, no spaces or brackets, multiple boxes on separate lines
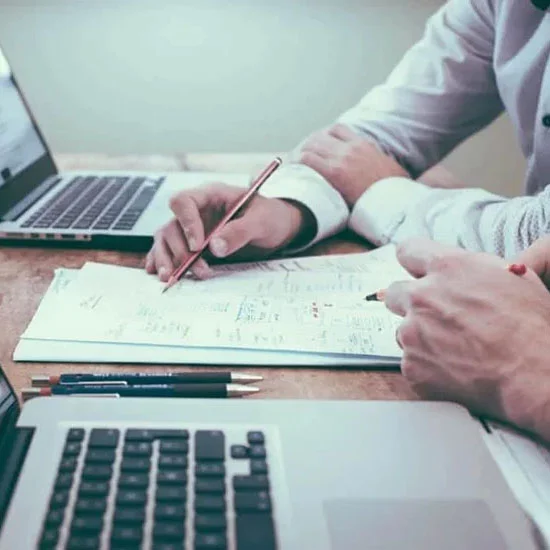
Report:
0,48,47,189
0,44,57,219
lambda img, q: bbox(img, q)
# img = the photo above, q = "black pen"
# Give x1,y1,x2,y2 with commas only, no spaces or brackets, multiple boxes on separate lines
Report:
31,372,263,387
22,383,259,400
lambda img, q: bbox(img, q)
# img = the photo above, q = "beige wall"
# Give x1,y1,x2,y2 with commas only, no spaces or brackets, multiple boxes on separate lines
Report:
0,0,525,196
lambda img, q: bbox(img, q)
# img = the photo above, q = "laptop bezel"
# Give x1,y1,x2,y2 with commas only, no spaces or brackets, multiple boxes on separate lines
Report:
0,42,59,219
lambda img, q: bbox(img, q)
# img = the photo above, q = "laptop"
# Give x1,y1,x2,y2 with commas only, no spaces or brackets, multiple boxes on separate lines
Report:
0,365,544,549
0,45,246,251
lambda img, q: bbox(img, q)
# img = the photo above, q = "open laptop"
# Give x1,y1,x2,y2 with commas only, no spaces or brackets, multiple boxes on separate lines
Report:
0,365,545,549
0,45,246,251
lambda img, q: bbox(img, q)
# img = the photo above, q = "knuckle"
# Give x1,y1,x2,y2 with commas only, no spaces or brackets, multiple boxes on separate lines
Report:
398,319,420,349
408,286,430,309
429,254,459,274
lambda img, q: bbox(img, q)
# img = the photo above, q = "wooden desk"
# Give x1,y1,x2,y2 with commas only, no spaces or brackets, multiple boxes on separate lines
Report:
0,153,419,403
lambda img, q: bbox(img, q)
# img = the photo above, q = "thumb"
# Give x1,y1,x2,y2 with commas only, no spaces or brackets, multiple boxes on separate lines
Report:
515,236,550,288
209,217,259,258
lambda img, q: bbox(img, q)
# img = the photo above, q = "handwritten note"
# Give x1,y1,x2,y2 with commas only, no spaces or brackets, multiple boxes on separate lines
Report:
21,246,409,359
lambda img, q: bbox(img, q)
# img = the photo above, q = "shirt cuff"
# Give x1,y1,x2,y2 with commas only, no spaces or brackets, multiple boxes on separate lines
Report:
349,177,432,245
259,164,349,253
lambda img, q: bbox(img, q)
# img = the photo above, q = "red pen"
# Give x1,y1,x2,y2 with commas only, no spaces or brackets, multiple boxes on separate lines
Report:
162,157,283,294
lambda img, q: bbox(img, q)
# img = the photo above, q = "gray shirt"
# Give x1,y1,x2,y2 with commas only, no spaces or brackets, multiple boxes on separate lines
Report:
260,0,550,257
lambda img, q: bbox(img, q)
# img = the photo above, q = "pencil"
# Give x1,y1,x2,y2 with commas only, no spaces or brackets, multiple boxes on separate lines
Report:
162,156,283,293
364,263,528,303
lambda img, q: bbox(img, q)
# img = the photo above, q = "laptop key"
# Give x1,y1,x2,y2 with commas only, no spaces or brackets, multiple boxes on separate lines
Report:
85,448,116,464
39,528,59,548
151,429,189,440
45,508,65,527
59,456,78,472
159,440,189,454
50,491,69,508
82,464,112,480
118,472,149,489
121,457,151,472
195,430,225,461
67,428,85,441
230,445,249,459
248,445,266,459
54,472,74,490
155,486,187,503
116,489,147,506
63,442,82,456
113,506,146,524
235,513,276,550
233,475,269,491
157,470,187,485
88,428,119,448
66,534,100,549
154,503,186,521
194,495,226,513
195,478,225,494
152,544,182,550
152,521,185,542
250,460,268,475
158,454,187,469
195,533,227,549
123,441,152,456
125,429,154,442
78,481,110,498
74,498,107,515
247,431,265,445
70,515,103,534
234,491,271,513
195,463,225,478
111,525,143,545
194,514,227,532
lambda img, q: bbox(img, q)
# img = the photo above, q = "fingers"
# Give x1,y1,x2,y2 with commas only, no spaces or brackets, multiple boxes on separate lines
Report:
327,123,359,142
383,280,417,317
148,220,212,282
396,238,467,278
169,184,244,252
210,215,262,258
515,235,550,287
299,150,331,180
300,132,342,159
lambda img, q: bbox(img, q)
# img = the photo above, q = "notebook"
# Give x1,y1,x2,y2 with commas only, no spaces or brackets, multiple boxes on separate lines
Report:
14,245,409,366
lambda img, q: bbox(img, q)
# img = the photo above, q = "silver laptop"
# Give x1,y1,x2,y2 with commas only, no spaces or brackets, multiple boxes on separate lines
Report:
0,45,245,251
0,367,542,549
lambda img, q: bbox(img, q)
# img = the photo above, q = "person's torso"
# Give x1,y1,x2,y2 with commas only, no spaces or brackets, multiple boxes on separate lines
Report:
493,0,550,193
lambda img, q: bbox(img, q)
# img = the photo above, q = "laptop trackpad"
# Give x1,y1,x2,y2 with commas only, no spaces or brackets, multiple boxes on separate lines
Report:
324,499,507,549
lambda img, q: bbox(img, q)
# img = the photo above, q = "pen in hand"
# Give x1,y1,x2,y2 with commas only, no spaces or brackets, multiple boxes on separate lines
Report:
364,263,529,303
162,156,283,294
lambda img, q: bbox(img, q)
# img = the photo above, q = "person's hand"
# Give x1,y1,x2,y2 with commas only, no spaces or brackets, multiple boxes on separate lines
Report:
296,123,410,207
384,238,550,443
515,235,550,289
145,183,313,281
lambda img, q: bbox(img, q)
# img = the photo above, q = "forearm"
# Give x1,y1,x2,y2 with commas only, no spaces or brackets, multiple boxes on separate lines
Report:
350,177,550,257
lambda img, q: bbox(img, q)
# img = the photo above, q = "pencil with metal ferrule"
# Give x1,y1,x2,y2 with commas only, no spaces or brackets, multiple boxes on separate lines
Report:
162,156,283,293
21,383,259,401
31,372,263,387
364,262,529,303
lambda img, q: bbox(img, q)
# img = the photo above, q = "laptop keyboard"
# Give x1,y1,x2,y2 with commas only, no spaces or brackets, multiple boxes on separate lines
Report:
39,427,277,549
21,176,162,232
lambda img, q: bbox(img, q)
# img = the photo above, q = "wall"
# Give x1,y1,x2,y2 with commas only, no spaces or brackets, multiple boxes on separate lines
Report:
0,0,526,196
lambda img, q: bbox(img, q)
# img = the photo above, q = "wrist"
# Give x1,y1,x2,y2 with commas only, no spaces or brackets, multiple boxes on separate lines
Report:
278,199,317,250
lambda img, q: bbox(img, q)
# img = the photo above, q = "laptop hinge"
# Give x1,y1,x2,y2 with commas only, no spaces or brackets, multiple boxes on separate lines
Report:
1,176,60,222
0,403,35,529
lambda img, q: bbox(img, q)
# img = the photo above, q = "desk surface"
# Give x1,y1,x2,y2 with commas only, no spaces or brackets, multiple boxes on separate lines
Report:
0,153,420,403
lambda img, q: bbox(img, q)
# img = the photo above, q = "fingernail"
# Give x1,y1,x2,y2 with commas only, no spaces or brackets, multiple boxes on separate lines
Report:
210,237,228,257
159,267,168,280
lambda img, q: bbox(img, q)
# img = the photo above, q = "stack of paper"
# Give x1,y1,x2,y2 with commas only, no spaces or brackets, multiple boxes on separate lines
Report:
14,245,410,367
